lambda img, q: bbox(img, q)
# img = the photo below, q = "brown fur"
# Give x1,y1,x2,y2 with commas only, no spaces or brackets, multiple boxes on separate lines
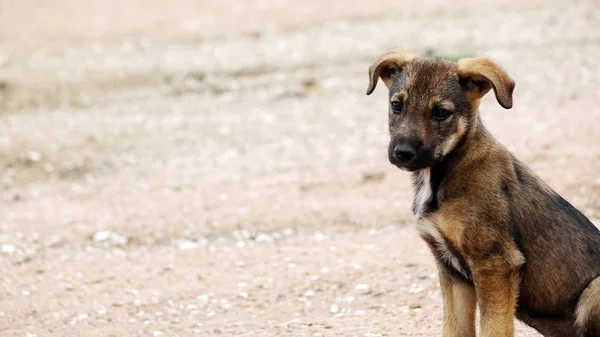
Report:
366,49,600,336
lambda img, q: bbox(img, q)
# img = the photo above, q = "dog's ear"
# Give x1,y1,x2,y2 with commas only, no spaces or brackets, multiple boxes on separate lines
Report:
457,57,515,109
366,49,418,95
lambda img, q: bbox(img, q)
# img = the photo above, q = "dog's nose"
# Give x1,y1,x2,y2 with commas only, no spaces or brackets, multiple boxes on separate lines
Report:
393,143,416,162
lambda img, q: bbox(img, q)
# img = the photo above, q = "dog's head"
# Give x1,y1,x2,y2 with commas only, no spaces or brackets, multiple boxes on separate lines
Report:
366,49,515,171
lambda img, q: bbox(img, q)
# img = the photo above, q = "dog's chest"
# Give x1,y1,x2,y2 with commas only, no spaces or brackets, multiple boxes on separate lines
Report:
418,218,471,280
413,169,471,280
412,169,434,220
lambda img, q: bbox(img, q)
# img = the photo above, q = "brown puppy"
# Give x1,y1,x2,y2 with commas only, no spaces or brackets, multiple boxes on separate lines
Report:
366,49,600,337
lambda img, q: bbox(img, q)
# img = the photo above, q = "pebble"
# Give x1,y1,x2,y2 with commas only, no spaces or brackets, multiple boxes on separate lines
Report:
408,284,425,294
153,331,163,336
329,304,339,313
1,244,16,256
27,151,42,162
92,231,128,246
176,240,198,250
254,233,274,243
355,284,369,291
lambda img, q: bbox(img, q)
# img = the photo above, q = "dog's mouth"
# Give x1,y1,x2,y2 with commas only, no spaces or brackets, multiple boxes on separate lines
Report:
388,149,438,171
391,162,430,172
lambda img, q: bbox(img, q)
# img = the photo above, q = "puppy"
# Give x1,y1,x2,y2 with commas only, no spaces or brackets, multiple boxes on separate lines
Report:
366,49,600,337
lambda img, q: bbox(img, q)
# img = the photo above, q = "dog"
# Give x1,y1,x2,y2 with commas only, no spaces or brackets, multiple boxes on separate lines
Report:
366,49,600,336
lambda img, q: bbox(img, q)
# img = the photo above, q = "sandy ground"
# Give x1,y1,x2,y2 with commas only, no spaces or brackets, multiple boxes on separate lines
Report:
1,0,600,336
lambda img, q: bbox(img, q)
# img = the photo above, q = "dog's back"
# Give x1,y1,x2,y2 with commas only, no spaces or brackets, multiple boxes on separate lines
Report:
506,155,600,334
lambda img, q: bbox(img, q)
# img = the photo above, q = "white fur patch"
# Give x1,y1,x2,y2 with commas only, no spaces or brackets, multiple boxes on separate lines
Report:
413,168,432,220
418,218,470,280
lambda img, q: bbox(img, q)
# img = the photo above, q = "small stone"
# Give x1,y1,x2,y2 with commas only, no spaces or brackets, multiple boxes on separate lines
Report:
355,284,369,291
409,303,422,309
254,233,273,243
92,231,128,246
176,240,198,250
27,152,41,162
1,244,16,256
408,284,425,294
77,313,88,320
92,231,111,242
237,282,247,288
330,304,339,313
153,331,163,336
109,233,128,246
238,292,248,299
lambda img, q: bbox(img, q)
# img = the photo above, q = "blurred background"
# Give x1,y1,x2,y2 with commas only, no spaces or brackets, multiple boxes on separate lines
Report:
1,0,599,336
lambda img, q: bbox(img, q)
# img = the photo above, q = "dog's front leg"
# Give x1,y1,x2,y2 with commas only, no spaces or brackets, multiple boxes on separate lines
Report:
437,262,476,337
472,262,521,337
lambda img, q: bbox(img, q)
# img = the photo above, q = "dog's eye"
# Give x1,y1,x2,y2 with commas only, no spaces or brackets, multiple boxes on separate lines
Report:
390,101,403,114
432,108,452,121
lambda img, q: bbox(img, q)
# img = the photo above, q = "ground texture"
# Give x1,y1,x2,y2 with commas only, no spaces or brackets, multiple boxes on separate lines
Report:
1,0,600,336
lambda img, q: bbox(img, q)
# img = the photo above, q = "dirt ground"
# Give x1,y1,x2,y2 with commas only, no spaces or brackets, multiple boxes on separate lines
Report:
1,0,600,336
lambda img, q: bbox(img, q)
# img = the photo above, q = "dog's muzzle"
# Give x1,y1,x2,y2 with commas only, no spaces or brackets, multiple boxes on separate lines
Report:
388,138,435,171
